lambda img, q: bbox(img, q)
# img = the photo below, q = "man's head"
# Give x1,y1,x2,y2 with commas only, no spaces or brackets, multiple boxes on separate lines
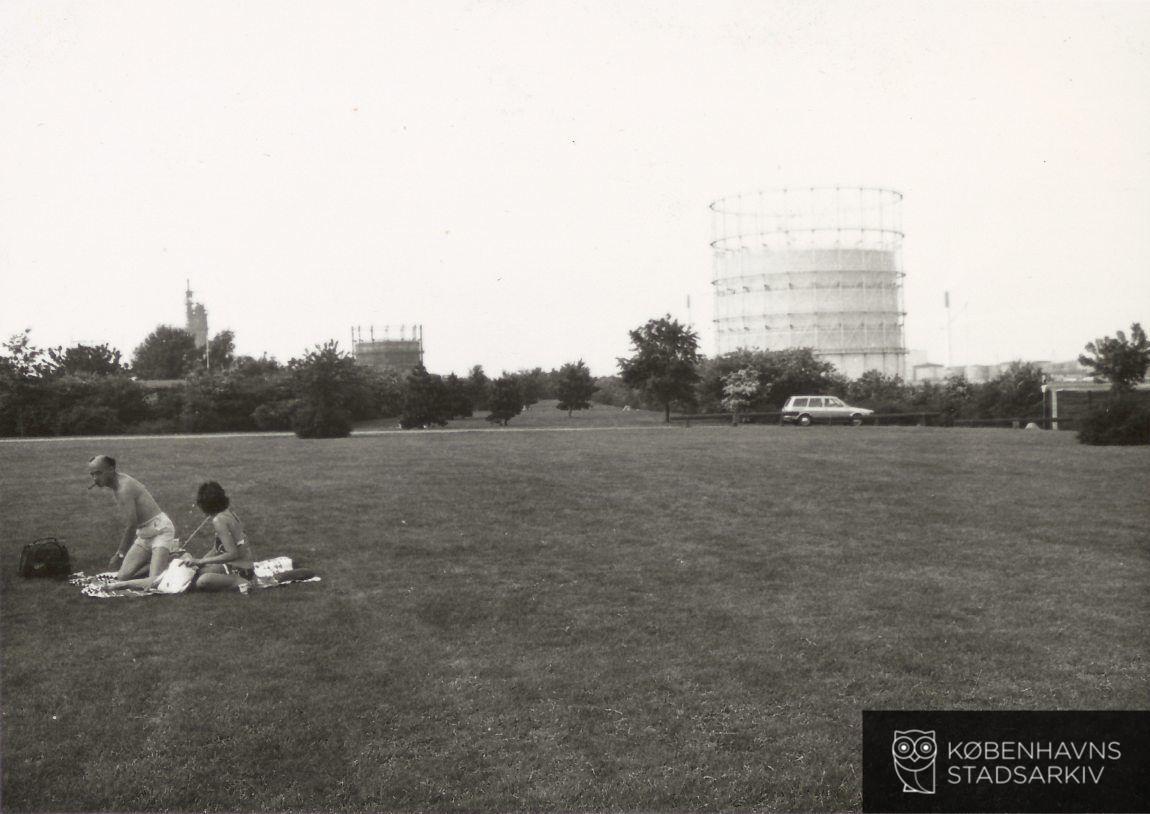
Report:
87,455,117,489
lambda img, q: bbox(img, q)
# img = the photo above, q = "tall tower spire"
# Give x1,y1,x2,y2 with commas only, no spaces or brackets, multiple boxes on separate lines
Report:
184,281,209,349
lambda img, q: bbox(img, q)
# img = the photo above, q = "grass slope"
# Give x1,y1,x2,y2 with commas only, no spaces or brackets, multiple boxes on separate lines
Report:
1,421,1147,812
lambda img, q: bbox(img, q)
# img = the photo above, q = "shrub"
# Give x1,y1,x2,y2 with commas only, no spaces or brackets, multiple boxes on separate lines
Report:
145,387,186,422
57,404,125,436
486,375,523,426
289,342,358,438
400,365,451,429
1077,396,1150,446
87,376,150,426
252,399,299,431
351,367,405,420
291,402,352,439
0,379,60,437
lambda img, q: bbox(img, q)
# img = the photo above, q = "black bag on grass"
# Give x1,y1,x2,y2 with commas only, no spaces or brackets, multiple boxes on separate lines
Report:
19,537,72,579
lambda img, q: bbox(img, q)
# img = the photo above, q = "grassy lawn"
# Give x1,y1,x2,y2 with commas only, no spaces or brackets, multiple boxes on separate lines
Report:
1,413,1147,812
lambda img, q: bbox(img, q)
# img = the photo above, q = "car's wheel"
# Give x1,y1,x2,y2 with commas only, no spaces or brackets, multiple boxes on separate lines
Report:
850,414,864,426
798,414,812,427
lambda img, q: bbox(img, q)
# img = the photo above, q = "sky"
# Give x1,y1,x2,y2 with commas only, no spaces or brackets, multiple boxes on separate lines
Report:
2,0,1148,377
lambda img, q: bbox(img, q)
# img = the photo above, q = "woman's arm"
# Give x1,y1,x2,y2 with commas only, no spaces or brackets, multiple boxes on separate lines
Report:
189,517,240,566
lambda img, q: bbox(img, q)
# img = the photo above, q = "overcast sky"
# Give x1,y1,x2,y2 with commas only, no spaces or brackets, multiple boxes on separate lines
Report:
2,0,1148,376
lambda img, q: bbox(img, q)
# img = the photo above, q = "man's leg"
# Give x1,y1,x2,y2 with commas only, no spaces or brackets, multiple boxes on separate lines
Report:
116,543,150,580
109,542,171,590
146,546,171,580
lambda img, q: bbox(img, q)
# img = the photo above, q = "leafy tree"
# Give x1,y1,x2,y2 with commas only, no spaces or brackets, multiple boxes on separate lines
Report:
695,347,842,413
618,315,700,422
765,348,847,407
1078,322,1150,392
467,365,491,411
486,375,523,426
354,367,406,419
590,375,642,408
206,330,236,371
288,341,358,438
976,361,1045,418
514,367,548,408
444,373,474,419
720,368,760,424
233,354,283,376
400,365,452,429
0,330,56,436
537,367,560,401
845,370,909,410
132,326,200,379
940,374,976,423
47,342,127,376
555,360,598,417
0,330,53,379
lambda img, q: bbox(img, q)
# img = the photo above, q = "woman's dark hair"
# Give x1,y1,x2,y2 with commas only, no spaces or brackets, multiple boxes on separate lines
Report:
196,481,230,514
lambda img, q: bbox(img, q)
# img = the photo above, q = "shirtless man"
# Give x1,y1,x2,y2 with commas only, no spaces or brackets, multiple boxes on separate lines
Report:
88,455,177,587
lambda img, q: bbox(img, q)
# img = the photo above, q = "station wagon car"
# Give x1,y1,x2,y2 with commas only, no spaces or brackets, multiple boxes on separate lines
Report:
781,395,873,426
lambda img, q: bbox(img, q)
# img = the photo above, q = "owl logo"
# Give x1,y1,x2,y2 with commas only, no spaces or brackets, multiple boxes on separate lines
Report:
891,730,936,794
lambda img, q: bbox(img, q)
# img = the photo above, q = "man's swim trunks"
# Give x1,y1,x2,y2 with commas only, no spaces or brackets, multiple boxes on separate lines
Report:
130,513,177,554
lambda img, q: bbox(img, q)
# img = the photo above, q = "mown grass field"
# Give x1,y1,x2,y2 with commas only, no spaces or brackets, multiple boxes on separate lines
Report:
2,408,1147,812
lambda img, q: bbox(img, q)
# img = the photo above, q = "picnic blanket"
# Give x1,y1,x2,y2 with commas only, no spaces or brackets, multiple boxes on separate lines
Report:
69,556,320,598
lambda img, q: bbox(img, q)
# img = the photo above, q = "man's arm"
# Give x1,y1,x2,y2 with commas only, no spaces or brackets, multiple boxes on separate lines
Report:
107,524,135,570
107,479,142,568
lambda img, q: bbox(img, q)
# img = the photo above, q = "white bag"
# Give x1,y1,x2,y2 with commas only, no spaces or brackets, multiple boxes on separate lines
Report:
150,558,198,594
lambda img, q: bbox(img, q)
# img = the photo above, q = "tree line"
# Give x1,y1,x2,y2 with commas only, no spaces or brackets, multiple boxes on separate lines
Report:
0,327,601,438
2,317,1147,443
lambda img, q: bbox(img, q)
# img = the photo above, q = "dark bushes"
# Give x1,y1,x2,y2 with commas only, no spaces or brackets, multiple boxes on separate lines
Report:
58,404,125,436
1077,396,1150,445
252,399,299,431
291,402,352,438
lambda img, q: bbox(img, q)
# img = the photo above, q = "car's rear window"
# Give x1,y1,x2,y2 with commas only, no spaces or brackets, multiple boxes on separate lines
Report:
792,398,808,408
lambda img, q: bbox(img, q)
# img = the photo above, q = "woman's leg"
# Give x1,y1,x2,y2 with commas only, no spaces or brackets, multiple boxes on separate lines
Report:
191,572,247,592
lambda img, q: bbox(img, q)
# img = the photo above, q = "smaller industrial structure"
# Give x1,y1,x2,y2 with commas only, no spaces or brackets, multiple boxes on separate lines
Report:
910,358,1090,385
352,325,424,373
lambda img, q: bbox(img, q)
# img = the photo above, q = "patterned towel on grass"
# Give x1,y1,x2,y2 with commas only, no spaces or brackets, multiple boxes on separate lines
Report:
70,557,320,598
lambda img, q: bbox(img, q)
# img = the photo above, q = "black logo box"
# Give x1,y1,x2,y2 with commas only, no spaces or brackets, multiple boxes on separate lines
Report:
863,711,1150,813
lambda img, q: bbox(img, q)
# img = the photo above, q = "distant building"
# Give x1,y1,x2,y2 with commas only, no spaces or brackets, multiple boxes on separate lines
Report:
352,324,424,373
912,362,945,383
910,358,1090,385
1040,359,1093,382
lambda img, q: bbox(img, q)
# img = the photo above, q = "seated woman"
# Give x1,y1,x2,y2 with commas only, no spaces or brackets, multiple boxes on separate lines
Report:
184,481,257,592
